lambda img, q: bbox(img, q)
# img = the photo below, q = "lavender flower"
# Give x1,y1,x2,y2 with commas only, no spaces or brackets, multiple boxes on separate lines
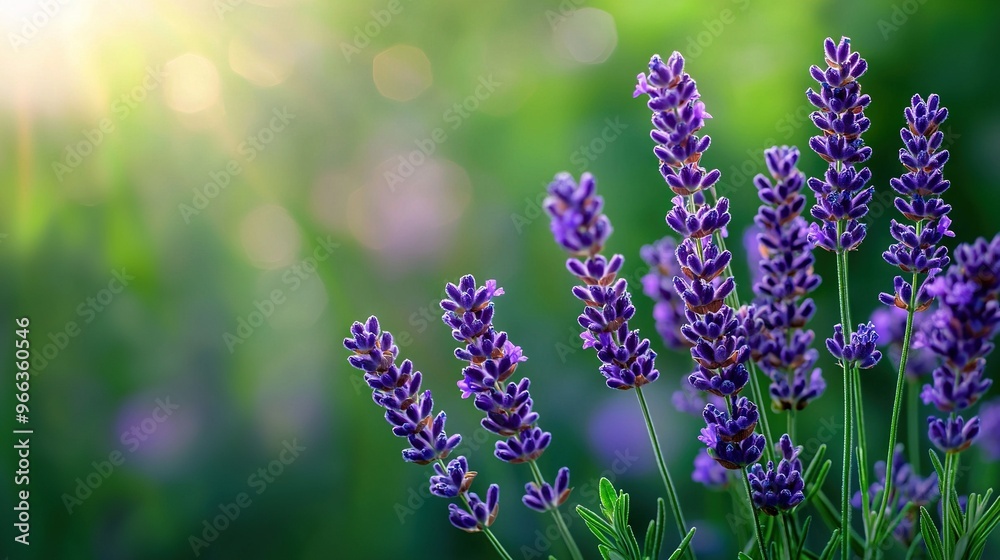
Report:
693,448,730,488
641,236,689,351
523,467,572,512
545,172,613,257
448,485,500,533
544,177,662,391
344,316,461,463
826,322,882,370
750,146,826,411
635,51,765,470
806,36,874,253
344,316,499,532
440,275,572,508
881,94,954,312
853,445,938,546
922,234,1000,452
747,434,805,515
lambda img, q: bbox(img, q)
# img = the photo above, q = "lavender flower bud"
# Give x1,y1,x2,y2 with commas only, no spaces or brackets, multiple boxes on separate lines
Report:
747,434,805,515
448,485,500,533
927,415,981,453
522,467,572,512
853,444,937,546
825,322,882,369
750,146,826,411
806,37,873,253
544,171,613,256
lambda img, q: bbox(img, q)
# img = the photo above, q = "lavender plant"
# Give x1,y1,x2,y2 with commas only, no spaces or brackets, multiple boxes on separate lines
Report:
343,317,511,558
340,35,1000,560
438,275,584,560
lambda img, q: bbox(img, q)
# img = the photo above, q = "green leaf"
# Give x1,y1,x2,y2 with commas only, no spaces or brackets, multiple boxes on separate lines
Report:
802,443,827,484
928,449,946,484
794,515,813,560
904,534,923,560
599,478,616,518
803,460,832,505
737,553,753,560
919,506,944,560
818,529,840,560
666,527,696,560
644,497,667,560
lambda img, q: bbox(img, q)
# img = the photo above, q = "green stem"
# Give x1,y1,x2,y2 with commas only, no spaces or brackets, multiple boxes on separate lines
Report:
907,380,920,473
779,514,793,560
725,397,768,560
853,362,871,535
787,407,796,443
942,451,953,559
872,271,919,546
440,459,514,560
528,460,584,560
635,386,696,560
482,527,513,560
833,235,856,560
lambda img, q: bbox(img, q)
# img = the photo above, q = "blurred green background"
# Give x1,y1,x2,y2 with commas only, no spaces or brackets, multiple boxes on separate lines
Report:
2,0,1000,558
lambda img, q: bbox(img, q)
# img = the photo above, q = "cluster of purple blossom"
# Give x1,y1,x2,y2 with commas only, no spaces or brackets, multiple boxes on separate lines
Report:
338,32,1000,560
749,146,827,412
438,275,572,512
343,317,500,532
634,51,805,515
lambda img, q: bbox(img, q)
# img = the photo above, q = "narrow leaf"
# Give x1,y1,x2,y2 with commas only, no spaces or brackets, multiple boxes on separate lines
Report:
919,506,945,560
667,528,696,560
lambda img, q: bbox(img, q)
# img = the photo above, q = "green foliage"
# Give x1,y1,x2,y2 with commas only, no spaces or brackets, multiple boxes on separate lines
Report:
918,450,1000,560
576,478,695,560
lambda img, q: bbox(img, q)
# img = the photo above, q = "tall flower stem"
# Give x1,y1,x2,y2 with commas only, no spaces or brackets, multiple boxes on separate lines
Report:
942,450,955,559
636,386,696,560
527,460,584,560
908,381,920,471
727,396,768,560
871,270,920,543
834,237,857,560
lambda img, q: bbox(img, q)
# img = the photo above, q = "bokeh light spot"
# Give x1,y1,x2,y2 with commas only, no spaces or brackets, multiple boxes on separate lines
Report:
554,8,618,65
240,204,302,269
164,53,221,114
372,45,432,102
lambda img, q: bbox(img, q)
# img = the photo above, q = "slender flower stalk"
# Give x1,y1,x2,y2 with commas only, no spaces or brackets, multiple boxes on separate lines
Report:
853,445,938,548
543,172,694,559
871,93,954,545
634,51,767,557
343,317,511,559
749,146,826,425
439,277,584,560
805,36,879,554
